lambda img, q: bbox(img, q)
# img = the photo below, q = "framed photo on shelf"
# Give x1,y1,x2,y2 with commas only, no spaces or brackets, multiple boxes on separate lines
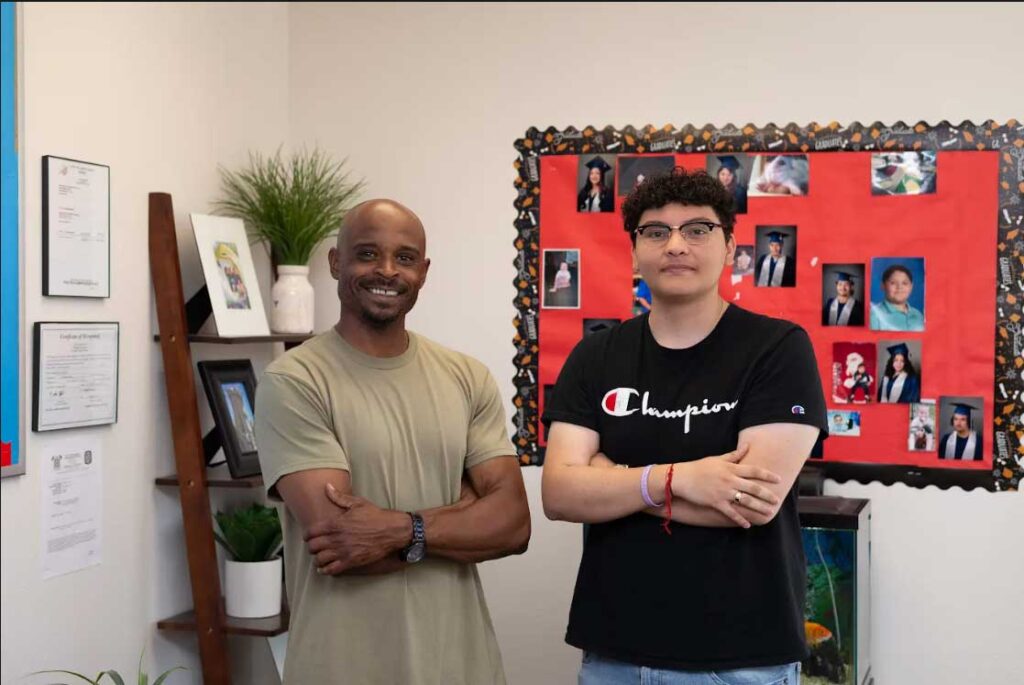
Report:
32,322,119,431
42,155,110,298
197,359,261,478
190,213,270,337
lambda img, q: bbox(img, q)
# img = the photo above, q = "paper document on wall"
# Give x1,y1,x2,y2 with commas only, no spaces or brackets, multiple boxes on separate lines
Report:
41,439,102,579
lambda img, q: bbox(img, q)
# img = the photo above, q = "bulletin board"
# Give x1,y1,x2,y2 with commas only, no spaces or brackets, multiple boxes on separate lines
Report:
1,2,21,478
511,121,1023,492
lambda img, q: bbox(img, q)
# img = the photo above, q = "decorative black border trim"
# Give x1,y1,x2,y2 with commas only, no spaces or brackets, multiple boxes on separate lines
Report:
512,121,1023,492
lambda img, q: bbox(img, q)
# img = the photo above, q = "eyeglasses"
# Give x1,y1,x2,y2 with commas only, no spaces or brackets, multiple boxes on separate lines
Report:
633,220,722,245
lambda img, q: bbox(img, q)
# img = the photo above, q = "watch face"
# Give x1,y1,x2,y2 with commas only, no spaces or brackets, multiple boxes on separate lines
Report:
405,542,426,563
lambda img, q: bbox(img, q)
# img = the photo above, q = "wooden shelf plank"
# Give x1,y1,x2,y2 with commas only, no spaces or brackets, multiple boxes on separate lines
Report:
157,606,289,637
156,474,264,489
153,334,313,345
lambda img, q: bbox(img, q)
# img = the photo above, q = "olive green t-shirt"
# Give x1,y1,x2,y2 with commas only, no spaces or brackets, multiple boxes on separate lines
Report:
255,330,514,685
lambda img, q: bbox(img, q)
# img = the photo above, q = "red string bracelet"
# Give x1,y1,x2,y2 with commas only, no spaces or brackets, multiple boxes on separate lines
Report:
661,464,674,536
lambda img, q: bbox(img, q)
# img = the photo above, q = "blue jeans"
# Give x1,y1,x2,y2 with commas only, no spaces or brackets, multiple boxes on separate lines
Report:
579,651,800,685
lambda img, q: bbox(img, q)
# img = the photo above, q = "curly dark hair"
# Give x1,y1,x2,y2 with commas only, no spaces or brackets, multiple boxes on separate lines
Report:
621,167,736,244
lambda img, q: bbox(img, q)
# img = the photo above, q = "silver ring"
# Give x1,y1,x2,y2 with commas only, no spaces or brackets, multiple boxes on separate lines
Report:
734,491,743,503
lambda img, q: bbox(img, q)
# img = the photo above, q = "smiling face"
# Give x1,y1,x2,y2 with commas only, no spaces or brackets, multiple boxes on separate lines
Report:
892,354,905,373
328,200,430,329
718,167,735,187
884,269,913,305
589,167,603,187
836,280,852,298
632,203,734,304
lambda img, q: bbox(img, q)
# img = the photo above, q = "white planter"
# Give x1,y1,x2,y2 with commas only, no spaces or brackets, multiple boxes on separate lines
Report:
224,557,282,619
271,265,315,334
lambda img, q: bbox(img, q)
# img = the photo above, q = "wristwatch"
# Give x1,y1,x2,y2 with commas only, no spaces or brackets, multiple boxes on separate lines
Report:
399,512,426,563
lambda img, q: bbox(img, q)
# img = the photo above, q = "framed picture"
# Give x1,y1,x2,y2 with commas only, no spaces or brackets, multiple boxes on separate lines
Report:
190,214,270,337
197,359,260,478
511,121,1021,492
1,2,22,475
42,155,110,298
32,322,119,432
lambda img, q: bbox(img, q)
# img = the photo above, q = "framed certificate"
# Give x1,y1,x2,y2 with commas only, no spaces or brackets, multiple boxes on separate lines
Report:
42,155,110,298
32,322,119,431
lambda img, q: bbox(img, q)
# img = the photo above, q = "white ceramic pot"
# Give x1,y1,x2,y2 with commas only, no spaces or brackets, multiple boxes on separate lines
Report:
271,265,315,334
224,557,282,618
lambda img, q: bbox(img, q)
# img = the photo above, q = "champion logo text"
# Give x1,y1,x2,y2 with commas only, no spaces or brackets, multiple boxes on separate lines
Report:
601,387,739,434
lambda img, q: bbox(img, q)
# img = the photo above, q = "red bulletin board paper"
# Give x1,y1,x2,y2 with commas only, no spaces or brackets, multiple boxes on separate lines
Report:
537,152,997,472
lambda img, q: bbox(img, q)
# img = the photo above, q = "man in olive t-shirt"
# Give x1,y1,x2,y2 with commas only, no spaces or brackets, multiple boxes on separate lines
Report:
255,199,530,684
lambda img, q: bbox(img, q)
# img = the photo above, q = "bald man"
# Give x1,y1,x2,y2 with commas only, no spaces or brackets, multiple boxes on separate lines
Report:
255,200,530,684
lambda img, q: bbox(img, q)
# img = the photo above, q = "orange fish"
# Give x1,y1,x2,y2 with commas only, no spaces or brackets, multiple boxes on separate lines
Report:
804,621,833,647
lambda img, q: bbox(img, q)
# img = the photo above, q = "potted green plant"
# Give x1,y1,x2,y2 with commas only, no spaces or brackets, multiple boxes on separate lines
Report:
214,503,284,619
31,649,184,684
215,147,364,334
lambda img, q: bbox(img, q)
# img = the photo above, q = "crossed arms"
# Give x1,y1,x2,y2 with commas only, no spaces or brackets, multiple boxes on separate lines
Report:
276,455,530,576
541,421,819,528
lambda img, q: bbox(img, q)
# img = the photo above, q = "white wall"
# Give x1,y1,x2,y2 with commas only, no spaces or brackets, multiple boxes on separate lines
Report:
2,4,1021,685
1,3,288,683
287,3,1023,685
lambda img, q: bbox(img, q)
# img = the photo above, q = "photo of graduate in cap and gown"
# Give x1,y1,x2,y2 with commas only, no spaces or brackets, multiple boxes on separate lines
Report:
755,227,797,287
876,342,921,403
938,401,983,460
712,154,748,214
577,155,615,213
822,268,865,326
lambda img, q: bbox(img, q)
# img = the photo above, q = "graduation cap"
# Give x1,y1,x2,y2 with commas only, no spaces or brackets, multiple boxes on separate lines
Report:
886,342,910,358
836,271,856,283
717,155,741,171
584,157,612,174
766,230,789,243
950,401,980,419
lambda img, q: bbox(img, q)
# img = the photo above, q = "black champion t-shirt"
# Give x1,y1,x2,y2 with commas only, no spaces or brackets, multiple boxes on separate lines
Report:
542,305,828,671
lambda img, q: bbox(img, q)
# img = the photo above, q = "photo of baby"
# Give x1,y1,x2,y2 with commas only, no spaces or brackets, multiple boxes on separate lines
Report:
908,401,937,452
832,342,877,405
542,249,580,309
748,155,810,196
733,245,755,277
827,410,861,437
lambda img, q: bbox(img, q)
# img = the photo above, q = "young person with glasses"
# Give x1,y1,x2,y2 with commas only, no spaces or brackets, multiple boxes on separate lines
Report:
542,167,828,684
